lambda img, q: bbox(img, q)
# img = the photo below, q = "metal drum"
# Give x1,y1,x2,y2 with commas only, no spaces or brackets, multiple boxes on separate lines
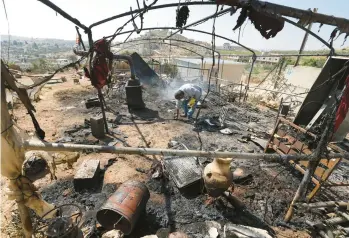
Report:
96,180,150,235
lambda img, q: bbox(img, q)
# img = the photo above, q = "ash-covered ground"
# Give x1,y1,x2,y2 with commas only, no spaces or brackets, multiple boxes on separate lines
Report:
46,84,318,236
5,80,348,238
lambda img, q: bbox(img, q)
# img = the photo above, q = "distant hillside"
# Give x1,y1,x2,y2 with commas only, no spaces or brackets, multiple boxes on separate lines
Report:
1,35,75,44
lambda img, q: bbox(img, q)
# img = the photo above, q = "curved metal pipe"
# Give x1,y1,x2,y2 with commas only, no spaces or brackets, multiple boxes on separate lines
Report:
89,1,218,29
113,55,136,80
37,0,89,32
282,17,333,52
104,27,256,56
164,7,233,40
115,41,205,59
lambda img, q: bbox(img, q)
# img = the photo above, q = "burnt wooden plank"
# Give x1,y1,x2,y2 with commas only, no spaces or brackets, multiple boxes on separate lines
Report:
273,138,281,147
279,142,291,154
276,129,286,137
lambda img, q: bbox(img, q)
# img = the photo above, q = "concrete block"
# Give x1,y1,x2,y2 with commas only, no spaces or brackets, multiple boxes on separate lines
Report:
85,98,100,109
90,117,105,138
74,160,100,191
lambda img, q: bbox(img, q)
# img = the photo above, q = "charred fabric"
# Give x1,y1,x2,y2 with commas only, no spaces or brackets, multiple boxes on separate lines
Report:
2,0,349,238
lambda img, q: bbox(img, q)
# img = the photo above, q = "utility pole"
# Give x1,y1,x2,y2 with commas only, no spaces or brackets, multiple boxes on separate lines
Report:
294,8,318,66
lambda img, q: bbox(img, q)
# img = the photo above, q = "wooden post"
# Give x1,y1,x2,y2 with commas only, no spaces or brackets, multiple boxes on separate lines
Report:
294,8,318,66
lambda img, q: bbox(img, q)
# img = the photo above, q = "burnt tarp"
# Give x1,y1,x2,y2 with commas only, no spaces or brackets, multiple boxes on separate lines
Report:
130,52,159,84
294,56,349,126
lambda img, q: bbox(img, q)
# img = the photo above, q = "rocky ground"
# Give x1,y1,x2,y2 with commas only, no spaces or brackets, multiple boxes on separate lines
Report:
2,71,347,237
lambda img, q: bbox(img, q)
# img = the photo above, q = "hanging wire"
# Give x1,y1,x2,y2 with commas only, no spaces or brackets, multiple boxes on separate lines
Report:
195,4,219,122
2,0,10,62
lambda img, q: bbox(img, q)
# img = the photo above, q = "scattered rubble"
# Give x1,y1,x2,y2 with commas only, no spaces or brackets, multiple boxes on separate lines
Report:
3,65,349,238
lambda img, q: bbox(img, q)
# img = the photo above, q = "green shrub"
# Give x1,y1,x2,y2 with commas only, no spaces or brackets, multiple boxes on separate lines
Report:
30,58,51,73
301,57,326,68
163,63,178,78
8,62,21,71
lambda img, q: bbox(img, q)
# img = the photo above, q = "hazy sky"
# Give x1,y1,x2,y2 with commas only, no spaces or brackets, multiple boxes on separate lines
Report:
1,0,349,51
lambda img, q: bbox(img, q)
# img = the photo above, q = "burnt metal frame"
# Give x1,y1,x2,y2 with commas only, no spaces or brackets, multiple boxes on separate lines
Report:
112,37,222,77
163,6,233,40
89,1,219,29
35,0,337,134
111,38,221,58
106,25,258,84
36,0,335,55
105,27,256,55
115,41,204,59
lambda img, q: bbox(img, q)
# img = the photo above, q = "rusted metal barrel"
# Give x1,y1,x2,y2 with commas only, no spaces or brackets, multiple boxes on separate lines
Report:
96,180,150,235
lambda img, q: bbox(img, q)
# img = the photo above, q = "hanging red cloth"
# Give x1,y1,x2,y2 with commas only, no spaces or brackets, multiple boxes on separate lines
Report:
85,39,113,89
334,74,349,132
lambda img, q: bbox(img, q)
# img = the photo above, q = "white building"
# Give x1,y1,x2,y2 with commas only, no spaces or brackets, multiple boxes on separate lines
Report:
223,43,231,50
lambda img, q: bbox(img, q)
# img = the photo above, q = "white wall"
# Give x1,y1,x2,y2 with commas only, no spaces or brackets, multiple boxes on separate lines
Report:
284,65,322,89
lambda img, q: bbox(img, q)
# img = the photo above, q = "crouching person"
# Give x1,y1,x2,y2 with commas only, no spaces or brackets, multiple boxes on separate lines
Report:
174,83,202,120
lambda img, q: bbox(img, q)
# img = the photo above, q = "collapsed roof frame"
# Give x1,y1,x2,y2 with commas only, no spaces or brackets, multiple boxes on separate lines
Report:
37,0,338,55
36,0,340,106
89,0,349,34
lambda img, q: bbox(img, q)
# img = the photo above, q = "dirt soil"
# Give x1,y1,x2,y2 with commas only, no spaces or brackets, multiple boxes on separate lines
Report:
0,71,330,238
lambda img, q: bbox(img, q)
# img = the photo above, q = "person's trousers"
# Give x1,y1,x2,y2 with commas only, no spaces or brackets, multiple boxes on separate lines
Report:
182,100,199,118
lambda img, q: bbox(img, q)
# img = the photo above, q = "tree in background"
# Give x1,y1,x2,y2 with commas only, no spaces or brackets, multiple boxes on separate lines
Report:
31,58,51,73
163,63,178,78
8,62,21,71
120,50,132,55
285,57,296,65
301,57,326,68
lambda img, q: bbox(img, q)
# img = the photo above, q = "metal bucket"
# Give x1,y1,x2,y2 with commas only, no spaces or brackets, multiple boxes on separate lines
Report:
125,79,145,109
96,180,150,235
